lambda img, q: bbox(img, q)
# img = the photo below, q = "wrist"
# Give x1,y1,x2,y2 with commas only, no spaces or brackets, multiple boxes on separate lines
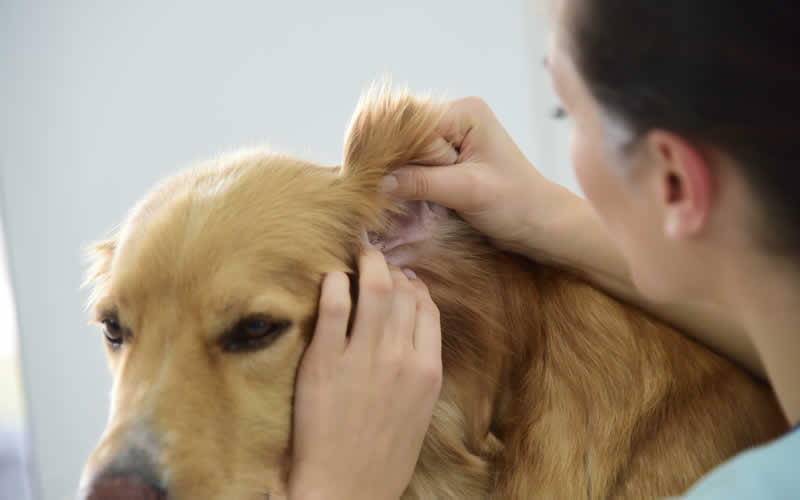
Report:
517,180,585,266
519,182,637,298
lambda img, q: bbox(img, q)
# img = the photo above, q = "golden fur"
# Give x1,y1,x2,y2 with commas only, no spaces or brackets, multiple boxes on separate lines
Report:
82,86,787,499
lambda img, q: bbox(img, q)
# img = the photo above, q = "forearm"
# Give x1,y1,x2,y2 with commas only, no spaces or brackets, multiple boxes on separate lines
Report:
522,183,765,379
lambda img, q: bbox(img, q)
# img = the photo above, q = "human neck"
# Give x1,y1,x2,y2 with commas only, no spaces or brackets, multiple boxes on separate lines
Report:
720,253,800,427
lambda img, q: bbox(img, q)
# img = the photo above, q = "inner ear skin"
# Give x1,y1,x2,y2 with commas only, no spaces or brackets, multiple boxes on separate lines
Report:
345,199,448,335
347,197,449,334
366,200,449,267
366,202,447,251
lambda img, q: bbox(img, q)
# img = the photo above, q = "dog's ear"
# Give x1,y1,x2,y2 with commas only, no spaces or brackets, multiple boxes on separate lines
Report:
341,84,447,195
83,235,118,310
340,84,461,264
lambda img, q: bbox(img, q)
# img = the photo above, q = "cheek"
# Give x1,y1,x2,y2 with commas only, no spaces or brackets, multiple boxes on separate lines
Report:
566,118,685,299
569,125,643,254
570,123,617,216
572,137,676,298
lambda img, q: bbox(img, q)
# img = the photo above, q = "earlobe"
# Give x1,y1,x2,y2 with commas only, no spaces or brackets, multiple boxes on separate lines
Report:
648,131,714,240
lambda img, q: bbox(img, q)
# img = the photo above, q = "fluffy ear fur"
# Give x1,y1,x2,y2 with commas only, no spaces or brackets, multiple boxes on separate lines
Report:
341,84,453,261
83,235,118,311
341,84,445,202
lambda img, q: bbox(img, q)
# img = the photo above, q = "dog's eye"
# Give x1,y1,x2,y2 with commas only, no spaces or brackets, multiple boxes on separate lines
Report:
221,317,291,353
101,317,124,349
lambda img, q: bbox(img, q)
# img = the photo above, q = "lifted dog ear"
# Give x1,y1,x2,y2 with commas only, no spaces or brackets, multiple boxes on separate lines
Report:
339,84,459,267
340,83,444,193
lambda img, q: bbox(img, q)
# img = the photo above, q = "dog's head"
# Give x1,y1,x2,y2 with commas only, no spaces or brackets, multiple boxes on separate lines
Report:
79,88,456,499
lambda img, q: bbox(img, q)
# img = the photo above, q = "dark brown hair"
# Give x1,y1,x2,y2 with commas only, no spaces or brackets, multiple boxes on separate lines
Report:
568,1,800,254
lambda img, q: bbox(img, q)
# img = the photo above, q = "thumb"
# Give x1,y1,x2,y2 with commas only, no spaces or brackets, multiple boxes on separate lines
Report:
387,164,483,212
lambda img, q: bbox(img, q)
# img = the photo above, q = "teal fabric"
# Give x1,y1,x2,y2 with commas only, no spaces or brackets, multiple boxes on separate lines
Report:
682,424,799,499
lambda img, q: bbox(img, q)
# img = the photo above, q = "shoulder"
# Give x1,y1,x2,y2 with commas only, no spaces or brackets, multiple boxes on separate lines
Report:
683,427,800,499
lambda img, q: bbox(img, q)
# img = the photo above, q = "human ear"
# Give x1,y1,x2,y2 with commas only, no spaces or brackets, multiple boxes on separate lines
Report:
644,130,714,240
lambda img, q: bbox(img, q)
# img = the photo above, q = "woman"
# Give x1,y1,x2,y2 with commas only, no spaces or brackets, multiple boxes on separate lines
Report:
288,1,799,498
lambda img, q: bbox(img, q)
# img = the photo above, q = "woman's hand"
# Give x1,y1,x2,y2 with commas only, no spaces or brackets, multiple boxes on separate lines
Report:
288,249,443,500
385,96,570,256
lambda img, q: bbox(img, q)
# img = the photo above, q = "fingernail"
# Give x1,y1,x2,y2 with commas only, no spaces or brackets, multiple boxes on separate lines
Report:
380,175,398,193
402,268,417,279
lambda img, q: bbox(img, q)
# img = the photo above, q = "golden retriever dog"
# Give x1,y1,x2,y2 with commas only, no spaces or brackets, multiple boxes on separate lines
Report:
80,87,787,499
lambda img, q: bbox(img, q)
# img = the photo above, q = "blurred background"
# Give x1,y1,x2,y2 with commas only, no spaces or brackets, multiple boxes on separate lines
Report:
0,1,574,499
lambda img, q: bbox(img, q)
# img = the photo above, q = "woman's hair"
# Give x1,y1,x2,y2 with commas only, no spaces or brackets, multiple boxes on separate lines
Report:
567,1,800,255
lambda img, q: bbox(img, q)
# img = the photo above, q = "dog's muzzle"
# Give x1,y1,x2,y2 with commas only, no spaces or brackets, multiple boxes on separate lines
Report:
79,429,167,500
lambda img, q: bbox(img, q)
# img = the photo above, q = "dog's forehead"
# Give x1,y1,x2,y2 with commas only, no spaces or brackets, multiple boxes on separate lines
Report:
109,154,359,308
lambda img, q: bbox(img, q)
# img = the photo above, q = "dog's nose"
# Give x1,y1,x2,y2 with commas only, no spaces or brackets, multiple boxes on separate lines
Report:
82,475,167,500
81,435,166,500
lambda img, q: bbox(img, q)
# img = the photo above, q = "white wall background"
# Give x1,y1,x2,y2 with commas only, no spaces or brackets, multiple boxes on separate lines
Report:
0,1,574,499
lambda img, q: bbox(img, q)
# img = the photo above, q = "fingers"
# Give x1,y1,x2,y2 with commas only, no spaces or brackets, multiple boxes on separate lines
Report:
382,97,497,210
349,249,394,352
344,249,441,389
309,271,352,356
435,96,493,150
410,279,441,364
291,259,443,500
389,163,484,211
384,268,417,345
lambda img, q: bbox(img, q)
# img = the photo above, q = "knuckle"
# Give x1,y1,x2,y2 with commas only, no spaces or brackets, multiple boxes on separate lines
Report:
319,295,350,318
364,276,393,297
379,350,405,373
361,247,383,261
401,287,418,306
417,359,443,388
460,96,492,118
392,271,414,295
410,277,428,290
414,286,435,308
421,299,441,322
360,252,393,296
319,273,351,316
410,168,431,197
415,287,433,305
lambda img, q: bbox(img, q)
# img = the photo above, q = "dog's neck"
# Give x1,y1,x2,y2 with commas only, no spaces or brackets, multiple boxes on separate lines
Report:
388,216,546,498
363,201,550,435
